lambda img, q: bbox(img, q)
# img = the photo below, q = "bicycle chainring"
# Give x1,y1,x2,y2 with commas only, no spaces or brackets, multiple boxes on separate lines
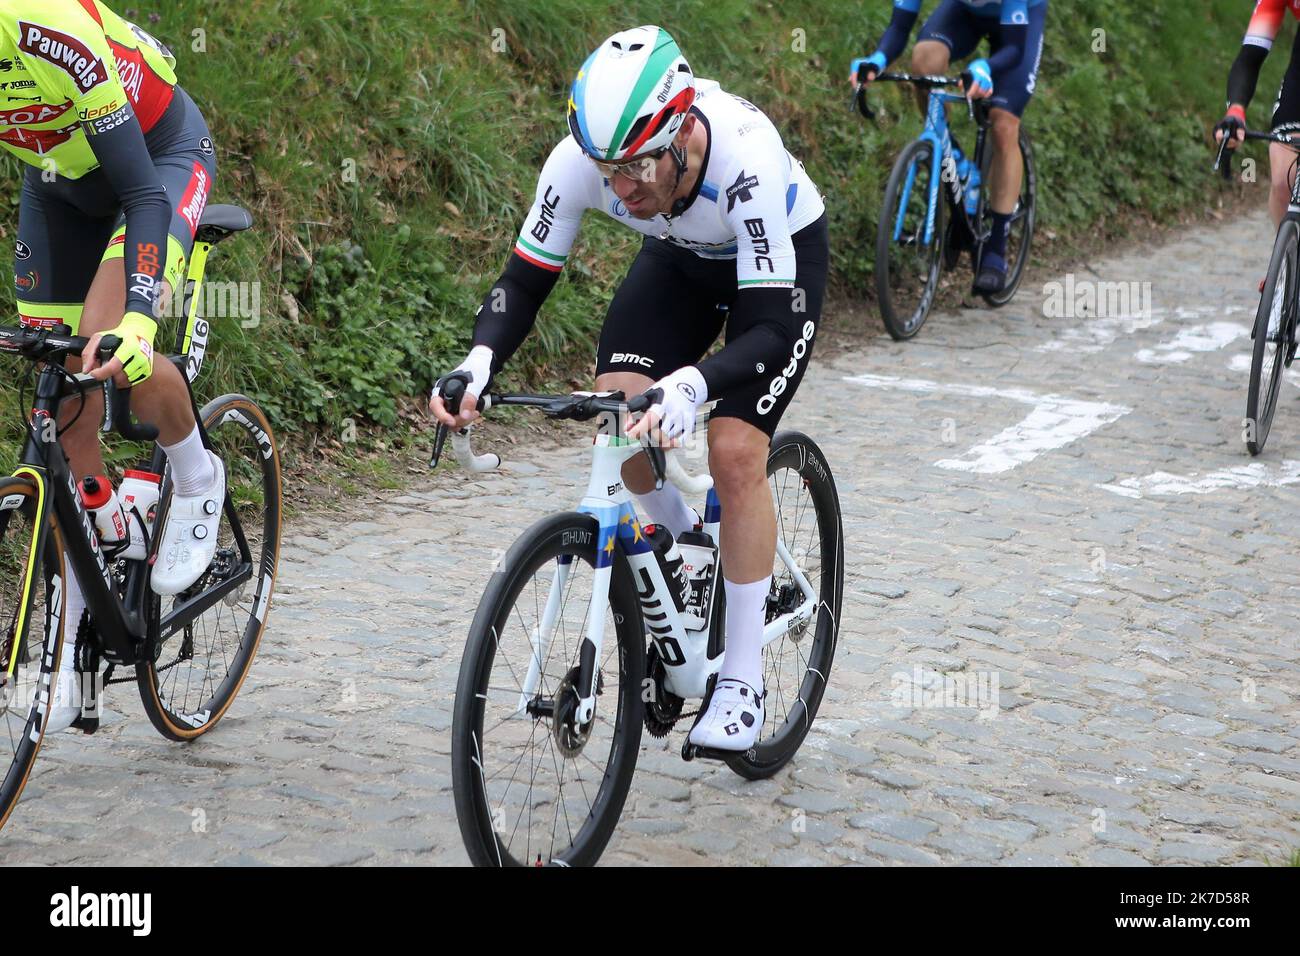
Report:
643,644,684,738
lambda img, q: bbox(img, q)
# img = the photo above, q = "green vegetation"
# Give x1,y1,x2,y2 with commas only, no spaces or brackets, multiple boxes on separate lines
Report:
0,1,1287,476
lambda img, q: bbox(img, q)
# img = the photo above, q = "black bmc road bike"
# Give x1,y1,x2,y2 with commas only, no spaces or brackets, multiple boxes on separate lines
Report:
1216,129,1300,456
0,206,281,832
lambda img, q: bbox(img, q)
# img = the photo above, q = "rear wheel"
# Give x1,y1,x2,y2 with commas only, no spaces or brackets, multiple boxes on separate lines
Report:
1246,219,1299,455
452,512,645,866
877,138,945,340
726,432,844,780
136,395,281,740
0,476,64,832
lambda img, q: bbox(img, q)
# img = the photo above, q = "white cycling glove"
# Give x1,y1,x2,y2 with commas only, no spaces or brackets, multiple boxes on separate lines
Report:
640,366,708,440
433,345,494,409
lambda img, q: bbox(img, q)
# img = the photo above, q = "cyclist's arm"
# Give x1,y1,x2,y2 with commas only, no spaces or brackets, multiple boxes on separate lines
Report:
1226,0,1286,113
471,138,594,372
84,113,173,319
870,0,923,68
697,152,803,396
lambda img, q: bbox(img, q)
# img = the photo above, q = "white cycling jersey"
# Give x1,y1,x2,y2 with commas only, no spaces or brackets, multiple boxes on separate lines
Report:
512,79,825,290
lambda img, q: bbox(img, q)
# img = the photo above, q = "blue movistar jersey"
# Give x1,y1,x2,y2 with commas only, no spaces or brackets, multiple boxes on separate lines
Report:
893,0,1043,25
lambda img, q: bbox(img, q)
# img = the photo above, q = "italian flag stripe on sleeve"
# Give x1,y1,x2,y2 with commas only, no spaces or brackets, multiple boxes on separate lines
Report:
738,279,796,287
514,242,565,272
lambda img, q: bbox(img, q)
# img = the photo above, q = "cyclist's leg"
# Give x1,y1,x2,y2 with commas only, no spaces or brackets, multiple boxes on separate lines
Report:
690,215,828,746
1269,43,1300,227
986,4,1046,217
596,238,727,531
15,169,120,730
911,0,981,112
90,88,217,453
16,167,118,482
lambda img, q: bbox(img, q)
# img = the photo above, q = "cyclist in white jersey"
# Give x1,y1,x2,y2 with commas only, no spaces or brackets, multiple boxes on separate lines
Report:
431,26,829,751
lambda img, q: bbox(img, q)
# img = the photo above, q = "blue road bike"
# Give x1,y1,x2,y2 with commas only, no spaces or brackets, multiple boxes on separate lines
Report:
859,72,1036,340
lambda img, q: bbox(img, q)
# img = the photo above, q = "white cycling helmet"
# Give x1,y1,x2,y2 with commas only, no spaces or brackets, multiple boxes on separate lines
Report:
567,25,696,162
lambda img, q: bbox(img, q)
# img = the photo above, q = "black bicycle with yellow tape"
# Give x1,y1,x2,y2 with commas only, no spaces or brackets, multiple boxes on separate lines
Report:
0,205,281,832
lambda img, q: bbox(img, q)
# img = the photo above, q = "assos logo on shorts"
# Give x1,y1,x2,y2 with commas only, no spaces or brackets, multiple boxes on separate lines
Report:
756,319,815,415
17,23,108,93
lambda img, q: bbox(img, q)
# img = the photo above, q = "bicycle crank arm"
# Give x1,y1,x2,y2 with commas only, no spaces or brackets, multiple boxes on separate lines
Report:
157,563,254,641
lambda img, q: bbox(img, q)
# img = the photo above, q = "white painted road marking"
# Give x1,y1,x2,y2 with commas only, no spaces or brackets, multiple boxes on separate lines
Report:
1098,460,1300,498
844,374,1132,474
1133,322,1251,364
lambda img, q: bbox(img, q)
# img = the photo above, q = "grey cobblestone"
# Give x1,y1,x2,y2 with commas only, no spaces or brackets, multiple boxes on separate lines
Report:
3,212,1297,866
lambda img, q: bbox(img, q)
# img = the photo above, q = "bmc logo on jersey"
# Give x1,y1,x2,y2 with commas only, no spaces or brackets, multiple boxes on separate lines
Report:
17,22,108,93
756,319,815,416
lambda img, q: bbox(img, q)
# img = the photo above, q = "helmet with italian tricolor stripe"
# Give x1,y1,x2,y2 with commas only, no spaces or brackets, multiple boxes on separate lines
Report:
567,25,695,162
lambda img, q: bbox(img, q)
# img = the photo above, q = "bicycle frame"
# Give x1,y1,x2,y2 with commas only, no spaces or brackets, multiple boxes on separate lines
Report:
5,236,251,669
893,89,984,247
515,431,821,724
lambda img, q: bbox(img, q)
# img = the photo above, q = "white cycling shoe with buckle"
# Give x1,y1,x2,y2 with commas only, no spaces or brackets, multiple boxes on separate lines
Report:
151,452,225,596
688,678,764,751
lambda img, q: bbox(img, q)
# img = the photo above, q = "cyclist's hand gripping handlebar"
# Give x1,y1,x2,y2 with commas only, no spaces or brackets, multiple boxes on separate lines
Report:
94,335,159,443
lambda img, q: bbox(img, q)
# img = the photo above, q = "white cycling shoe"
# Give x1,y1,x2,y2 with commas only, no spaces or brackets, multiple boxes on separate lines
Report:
688,678,764,751
151,452,225,597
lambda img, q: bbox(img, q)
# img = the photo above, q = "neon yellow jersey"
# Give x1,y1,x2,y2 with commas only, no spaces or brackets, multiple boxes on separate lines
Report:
0,0,178,179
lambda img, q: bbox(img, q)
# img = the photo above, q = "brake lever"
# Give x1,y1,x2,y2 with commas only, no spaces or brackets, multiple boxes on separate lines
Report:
1213,134,1233,180
856,87,875,120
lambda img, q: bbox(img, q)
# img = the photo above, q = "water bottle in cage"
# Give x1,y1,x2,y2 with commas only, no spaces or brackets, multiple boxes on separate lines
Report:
646,524,691,612
676,529,718,632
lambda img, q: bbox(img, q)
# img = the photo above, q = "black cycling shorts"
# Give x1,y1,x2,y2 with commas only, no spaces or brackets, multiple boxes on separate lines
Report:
15,86,216,333
917,0,1046,118
596,213,829,438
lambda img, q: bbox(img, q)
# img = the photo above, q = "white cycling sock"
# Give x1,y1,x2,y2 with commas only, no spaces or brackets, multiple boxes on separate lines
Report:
720,575,770,692
61,571,85,673
636,484,696,539
161,425,216,497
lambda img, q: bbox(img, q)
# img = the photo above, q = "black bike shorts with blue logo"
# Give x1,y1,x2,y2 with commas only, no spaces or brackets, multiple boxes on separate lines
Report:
918,0,1047,118
596,213,828,439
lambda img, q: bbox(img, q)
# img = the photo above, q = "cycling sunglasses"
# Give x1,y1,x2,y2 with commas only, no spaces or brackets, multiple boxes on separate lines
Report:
589,148,666,183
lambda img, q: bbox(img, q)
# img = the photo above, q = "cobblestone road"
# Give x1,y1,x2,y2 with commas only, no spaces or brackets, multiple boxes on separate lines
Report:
4,212,1298,866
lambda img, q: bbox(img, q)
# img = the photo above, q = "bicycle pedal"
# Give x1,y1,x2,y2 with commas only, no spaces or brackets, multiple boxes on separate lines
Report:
681,741,747,763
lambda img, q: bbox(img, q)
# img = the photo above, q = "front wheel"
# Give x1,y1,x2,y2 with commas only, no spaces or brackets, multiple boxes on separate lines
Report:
452,512,645,866
1246,218,1299,455
726,431,844,780
876,138,945,340
136,394,282,740
0,476,65,832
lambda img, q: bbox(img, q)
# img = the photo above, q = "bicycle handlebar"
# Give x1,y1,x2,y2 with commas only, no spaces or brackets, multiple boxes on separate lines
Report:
429,387,712,496
855,72,974,122
0,324,160,443
1213,127,1296,179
